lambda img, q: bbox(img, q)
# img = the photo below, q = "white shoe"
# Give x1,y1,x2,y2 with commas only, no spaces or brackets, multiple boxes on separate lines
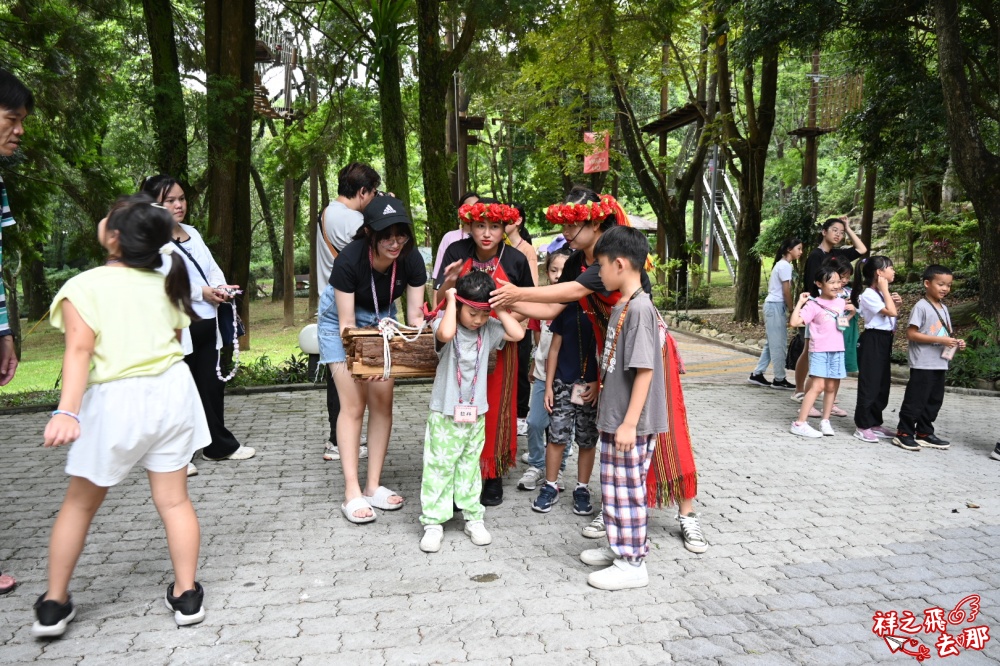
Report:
420,525,443,553
520,451,531,464
587,559,649,590
790,421,823,438
580,546,616,566
202,445,256,461
516,418,528,436
186,463,198,477
517,467,545,491
323,444,368,462
820,419,835,436
464,520,492,546
582,510,606,539
791,392,805,403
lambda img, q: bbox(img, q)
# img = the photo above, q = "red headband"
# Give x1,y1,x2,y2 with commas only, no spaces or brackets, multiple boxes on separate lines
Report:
455,295,492,311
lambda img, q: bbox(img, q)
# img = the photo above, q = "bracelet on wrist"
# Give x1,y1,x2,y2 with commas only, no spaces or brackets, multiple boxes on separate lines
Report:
52,410,80,423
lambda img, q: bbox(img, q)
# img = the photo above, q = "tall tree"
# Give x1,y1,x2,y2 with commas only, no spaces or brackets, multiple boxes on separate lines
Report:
415,0,477,247
932,0,1000,320
205,0,255,333
141,0,189,186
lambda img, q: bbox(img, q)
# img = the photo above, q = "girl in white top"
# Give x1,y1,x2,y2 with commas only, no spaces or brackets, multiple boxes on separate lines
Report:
851,256,902,442
33,195,209,638
141,175,254,465
749,238,802,389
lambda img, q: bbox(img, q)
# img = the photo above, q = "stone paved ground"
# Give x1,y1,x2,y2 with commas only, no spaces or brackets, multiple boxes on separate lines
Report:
2,330,999,665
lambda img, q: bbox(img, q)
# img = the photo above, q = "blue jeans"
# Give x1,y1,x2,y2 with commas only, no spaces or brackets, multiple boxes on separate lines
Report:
525,378,568,471
754,301,788,381
317,284,395,364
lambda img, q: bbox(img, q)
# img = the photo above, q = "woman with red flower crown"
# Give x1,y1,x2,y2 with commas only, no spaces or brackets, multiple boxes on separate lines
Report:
489,185,708,555
435,198,533,506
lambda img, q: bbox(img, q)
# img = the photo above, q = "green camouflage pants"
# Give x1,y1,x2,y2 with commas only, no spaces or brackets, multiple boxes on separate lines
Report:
420,411,486,524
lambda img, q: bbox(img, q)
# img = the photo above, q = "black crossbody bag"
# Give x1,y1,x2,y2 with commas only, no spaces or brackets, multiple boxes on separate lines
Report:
171,239,246,340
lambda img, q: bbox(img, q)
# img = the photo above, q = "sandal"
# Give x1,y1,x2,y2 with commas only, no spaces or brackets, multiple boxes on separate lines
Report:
0,571,16,595
363,486,404,511
341,496,376,524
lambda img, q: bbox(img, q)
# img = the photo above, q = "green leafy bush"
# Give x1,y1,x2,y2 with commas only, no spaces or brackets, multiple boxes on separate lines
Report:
44,266,82,293
229,353,314,388
753,187,818,262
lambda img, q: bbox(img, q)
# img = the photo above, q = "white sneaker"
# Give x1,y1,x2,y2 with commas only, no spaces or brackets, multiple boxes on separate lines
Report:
820,419,835,436
520,451,531,464
420,525,443,553
203,445,256,461
791,392,805,403
580,546,616,566
464,520,492,546
517,467,545,491
677,512,708,553
186,463,198,477
516,418,528,436
582,510,606,539
587,559,649,590
790,421,823,438
323,444,368,462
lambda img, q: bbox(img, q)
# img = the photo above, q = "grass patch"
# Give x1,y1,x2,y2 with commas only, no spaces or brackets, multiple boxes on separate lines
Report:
1,298,314,407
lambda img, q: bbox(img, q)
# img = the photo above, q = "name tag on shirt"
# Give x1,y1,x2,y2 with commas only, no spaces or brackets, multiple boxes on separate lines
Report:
454,404,478,423
570,383,587,405
836,314,849,331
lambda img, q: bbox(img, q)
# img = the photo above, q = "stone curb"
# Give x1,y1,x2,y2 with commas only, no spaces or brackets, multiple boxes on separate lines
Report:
666,316,1000,399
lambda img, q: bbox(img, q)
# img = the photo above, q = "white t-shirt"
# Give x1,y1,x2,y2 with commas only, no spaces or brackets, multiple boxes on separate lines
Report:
532,321,553,380
317,201,364,286
858,287,896,331
765,259,793,304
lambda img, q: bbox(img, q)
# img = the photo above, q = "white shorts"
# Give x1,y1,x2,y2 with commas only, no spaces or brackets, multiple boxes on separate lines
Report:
65,362,210,487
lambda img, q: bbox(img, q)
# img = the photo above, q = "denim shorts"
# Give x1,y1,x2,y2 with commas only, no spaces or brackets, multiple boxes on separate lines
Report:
317,284,396,364
808,351,846,379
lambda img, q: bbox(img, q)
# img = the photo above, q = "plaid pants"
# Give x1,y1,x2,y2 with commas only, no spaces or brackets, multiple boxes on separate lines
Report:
600,430,656,563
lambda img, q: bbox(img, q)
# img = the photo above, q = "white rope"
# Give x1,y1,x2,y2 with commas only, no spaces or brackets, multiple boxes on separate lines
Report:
375,317,430,380
216,301,241,383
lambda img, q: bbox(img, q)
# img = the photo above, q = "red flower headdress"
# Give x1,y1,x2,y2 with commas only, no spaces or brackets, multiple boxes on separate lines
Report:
458,202,521,224
545,193,619,225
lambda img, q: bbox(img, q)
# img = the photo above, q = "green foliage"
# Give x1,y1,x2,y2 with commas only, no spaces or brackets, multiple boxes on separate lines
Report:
43,266,82,294
229,353,314,388
753,187,818,260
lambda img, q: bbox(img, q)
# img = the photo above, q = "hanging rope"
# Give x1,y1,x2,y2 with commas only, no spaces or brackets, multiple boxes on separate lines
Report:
374,317,432,380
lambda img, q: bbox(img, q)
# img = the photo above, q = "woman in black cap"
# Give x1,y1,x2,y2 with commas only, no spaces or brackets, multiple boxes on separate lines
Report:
319,195,427,523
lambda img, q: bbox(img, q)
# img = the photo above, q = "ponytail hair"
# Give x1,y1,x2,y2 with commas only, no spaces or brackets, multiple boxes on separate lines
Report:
851,255,893,309
105,194,197,320
775,237,803,265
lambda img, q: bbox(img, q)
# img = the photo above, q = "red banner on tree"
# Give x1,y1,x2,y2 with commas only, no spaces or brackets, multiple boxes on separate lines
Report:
583,131,610,173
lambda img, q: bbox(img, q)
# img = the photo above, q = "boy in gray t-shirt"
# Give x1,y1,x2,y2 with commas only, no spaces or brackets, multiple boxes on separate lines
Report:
893,265,966,451
419,271,523,553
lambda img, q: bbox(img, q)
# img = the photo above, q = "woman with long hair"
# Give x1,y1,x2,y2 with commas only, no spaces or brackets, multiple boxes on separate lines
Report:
141,175,254,471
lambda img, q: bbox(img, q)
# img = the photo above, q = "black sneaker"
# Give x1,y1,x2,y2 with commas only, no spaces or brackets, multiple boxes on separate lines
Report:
32,594,76,638
572,486,594,516
770,378,795,390
480,477,503,507
531,483,559,513
892,434,921,452
991,443,1000,461
165,582,206,626
747,373,771,387
915,433,951,450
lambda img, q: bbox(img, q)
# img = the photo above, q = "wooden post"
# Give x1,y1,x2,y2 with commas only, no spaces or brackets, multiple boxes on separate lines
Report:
656,41,668,282
308,74,319,315
801,50,820,188
282,40,295,327
861,165,877,252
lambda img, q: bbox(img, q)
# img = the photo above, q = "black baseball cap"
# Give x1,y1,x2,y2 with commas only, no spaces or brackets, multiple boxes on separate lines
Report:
363,195,412,232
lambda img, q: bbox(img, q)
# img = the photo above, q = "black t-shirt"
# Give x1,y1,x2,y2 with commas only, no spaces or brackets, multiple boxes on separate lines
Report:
330,239,427,313
804,247,860,297
549,302,599,383
433,238,533,290
559,250,653,296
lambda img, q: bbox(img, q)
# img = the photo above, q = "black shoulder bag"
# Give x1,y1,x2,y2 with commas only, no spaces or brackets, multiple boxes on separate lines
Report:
171,239,246,340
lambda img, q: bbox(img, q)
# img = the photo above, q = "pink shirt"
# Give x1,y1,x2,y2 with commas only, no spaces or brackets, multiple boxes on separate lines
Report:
801,297,846,352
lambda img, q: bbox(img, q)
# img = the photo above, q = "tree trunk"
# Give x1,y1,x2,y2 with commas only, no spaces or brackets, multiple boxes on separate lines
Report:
861,164,877,252
141,0,189,186
250,165,284,300
2,261,20,358
205,0,255,340
415,0,477,249
934,0,1000,319
24,244,49,320
378,46,411,212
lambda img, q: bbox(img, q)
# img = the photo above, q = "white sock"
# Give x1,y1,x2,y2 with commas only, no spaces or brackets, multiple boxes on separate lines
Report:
576,482,588,490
